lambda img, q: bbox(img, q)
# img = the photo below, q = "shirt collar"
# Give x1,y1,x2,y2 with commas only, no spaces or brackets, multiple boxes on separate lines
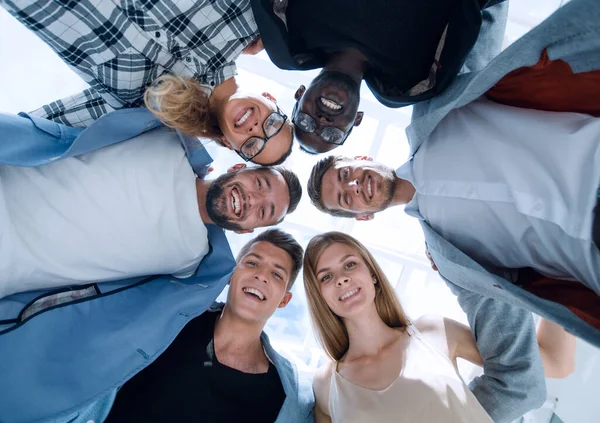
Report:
396,159,423,219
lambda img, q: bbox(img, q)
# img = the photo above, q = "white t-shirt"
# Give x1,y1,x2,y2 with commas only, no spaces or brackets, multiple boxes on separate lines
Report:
400,98,600,294
0,126,209,298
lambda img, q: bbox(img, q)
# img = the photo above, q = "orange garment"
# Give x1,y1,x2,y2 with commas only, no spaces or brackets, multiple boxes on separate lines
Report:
518,268,600,331
486,48,600,117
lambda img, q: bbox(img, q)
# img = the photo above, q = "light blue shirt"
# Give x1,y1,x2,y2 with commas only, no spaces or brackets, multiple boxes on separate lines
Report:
398,98,600,294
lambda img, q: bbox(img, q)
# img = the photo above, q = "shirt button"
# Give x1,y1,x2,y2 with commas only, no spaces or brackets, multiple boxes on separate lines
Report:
86,420,95,423
493,284,503,289
186,56,192,63
155,31,161,38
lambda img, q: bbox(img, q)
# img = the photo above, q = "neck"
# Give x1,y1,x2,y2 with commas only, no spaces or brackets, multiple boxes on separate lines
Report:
343,305,400,359
213,305,266,363
323,49,368,82
208,76,239,114
196,178,214,224
389,177,416,208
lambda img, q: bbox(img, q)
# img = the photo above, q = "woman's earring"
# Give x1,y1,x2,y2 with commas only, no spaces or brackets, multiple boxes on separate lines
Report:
373,277,378,284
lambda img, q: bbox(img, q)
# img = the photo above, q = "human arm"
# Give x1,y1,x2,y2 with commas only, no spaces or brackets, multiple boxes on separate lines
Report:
313,363,333,423
29,88,117,128
418,314,576,379
461,0,509,74
444,282,546,422
536,318,576,378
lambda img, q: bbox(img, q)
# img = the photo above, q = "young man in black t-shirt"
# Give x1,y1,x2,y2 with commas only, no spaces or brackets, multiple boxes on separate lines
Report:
105,229,314,423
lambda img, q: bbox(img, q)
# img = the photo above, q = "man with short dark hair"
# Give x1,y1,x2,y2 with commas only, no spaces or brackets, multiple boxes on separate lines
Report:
252,0,508,153
0,111,302,298
103,229,311,422
0,107,310,423
0,228,314,422
305,5,600,422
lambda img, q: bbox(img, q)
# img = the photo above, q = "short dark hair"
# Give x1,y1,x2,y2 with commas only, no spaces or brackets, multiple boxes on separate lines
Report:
273,166,302,214
261,121,295,166
307,155,357,218
236,229,304,290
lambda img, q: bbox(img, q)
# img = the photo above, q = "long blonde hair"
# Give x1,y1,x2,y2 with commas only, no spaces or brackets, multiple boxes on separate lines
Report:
144,74,223,140
303,232,410,361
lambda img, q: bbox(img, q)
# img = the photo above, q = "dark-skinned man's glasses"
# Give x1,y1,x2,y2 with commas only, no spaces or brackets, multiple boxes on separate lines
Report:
291,101,353,146
236,105,288,162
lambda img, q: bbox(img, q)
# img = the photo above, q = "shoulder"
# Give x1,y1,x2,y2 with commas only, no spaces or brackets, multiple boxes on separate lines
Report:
414,314,446,336
413,315,450,357
312,361,334,415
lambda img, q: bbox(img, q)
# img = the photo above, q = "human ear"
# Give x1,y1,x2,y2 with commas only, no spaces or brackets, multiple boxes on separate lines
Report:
355,214,374,221
219,136,233,150
262,92,277,103
227,163,247,173
278,292,293,308
294,85,306,100
354,111,364,127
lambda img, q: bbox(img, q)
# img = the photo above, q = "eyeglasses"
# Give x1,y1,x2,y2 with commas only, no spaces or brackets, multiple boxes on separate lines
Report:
291,101,353,146
235,105,288,162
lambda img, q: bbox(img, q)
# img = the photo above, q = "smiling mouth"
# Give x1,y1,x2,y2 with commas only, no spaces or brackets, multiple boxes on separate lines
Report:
234,108,253,128
320,97,342,111
231,187,242,217
339,287,360,301
366,175,373,200
243,287,266,301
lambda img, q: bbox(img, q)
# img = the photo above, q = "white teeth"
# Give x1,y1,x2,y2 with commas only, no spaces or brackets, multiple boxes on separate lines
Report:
231,188,241,216
235,109,253,127
320,97,341,110
367,178,372,198
243,287,265,301
339,288,359,301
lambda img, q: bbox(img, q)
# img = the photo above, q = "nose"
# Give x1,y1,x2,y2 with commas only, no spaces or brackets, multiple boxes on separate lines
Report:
315,112,333,124
336,275,350,286
347,179,360,195
254,272,268,284
248,120,260,133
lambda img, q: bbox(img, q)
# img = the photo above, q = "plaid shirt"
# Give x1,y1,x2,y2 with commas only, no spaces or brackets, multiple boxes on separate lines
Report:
3,0,258,127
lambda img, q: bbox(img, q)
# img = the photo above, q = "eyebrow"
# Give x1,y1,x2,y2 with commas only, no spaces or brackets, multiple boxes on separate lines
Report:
265,176,272,191
269,203,275,220
246,252,289,277
316,254,354,276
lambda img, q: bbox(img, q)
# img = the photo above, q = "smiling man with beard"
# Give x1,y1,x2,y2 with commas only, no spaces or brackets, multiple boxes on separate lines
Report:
0,111,301,299
0,110,309,423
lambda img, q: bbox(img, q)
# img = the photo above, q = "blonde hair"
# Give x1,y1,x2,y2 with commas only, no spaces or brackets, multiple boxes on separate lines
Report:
303,232,410,361
144,75,223,140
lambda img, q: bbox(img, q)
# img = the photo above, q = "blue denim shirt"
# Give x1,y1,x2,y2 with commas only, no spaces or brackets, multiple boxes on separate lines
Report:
0,109,315,422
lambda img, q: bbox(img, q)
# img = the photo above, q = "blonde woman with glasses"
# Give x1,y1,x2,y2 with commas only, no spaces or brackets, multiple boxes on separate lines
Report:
303,232,576,423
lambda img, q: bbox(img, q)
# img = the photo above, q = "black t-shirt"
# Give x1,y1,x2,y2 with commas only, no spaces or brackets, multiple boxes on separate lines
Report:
105,310,286,423
284,0,482,106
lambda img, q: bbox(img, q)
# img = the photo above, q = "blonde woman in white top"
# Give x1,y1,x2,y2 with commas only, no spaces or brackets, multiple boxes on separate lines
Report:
303,231,576,423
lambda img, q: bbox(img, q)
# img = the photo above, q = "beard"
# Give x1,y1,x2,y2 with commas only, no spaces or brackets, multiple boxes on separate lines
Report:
205,172,244,231
378,174,396,212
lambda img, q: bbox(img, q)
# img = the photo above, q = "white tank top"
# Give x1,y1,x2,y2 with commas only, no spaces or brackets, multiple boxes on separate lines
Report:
328,327,493,423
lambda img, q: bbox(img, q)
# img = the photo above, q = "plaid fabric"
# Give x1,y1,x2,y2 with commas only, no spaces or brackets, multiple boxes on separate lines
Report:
2,0,258,127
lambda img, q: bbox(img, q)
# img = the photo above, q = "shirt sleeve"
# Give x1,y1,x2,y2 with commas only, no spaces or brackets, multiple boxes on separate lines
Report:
29,88,117,128
461,0,509,74
445,280,547,422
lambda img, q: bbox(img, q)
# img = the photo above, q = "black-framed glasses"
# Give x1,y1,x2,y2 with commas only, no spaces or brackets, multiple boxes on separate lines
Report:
291,101,353,146
235,105,288,162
